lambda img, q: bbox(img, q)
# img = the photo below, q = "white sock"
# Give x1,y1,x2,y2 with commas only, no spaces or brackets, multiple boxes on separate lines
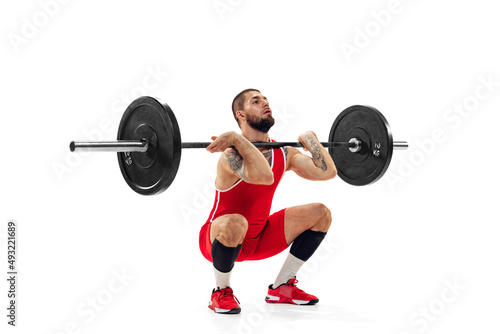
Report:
213,267,232,289
272,253,305,289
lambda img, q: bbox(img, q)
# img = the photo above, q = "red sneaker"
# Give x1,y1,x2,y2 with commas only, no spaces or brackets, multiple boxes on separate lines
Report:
208,287,241,314
265,277,319,305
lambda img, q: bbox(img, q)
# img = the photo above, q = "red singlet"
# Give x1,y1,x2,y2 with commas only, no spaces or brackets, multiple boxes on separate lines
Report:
199,142,289,262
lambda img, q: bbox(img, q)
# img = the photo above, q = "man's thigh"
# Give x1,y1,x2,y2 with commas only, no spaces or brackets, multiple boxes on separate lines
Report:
283,203,329,244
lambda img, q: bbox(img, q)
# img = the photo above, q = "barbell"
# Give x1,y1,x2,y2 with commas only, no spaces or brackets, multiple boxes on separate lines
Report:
69,96,408,195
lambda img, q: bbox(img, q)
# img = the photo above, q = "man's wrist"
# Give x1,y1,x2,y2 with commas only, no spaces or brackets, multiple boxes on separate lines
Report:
301,132,318,149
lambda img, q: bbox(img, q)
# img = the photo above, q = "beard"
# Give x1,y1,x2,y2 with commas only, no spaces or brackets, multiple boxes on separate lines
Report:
246,114,275,133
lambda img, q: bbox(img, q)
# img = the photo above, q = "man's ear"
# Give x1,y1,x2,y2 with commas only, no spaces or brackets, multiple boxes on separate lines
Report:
236,110,245,122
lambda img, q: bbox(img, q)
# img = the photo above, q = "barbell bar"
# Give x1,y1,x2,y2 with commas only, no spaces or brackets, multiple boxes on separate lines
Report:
70,140,149,152
69,96,408,195
70,139,408,152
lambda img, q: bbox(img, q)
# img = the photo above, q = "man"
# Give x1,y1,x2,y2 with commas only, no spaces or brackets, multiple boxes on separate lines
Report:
200,88,337,314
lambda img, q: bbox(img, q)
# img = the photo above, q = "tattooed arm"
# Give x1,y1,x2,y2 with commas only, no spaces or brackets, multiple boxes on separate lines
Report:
286,131,337,181
206,131,274,189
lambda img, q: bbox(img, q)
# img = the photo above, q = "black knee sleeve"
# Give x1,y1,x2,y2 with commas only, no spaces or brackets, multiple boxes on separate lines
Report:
211,238,242,273
290,230,327,261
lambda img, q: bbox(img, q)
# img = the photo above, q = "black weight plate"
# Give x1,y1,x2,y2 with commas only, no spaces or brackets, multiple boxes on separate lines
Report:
328,105,393,186
117,96,181,195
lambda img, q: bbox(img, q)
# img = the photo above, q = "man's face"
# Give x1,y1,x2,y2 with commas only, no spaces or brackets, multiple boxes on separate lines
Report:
242,91,275,133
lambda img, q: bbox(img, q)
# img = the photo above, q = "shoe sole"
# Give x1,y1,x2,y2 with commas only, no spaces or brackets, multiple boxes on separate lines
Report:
265,297,319,305
209,305,241,314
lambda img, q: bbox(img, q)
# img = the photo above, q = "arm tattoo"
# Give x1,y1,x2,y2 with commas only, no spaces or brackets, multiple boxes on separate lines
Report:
283,146,289,170
226,149,247,180
305,136,328,171
263,150,273,167
283,146,288,161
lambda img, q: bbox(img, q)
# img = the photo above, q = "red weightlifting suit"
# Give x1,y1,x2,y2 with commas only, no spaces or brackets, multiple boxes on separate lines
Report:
199,142,289,262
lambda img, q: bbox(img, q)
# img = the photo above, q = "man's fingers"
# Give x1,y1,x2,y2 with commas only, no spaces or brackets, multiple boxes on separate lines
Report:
208,146,220,153
206,136,219,151
206,142,217,151
298,138,308,152
207,141,227,153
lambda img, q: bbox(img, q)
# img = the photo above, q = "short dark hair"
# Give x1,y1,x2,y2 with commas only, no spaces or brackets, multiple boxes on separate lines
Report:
232,88,260,127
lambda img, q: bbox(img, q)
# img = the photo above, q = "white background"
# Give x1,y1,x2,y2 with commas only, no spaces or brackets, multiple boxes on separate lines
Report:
1,0,499,333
